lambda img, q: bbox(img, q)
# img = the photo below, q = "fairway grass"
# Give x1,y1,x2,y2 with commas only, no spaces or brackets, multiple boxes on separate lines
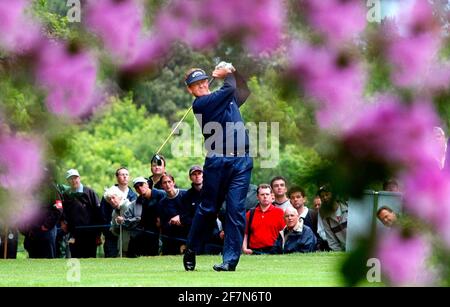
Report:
0,252,346,287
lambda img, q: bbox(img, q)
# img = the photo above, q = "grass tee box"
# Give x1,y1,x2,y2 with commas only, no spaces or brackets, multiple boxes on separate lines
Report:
0,253,345,287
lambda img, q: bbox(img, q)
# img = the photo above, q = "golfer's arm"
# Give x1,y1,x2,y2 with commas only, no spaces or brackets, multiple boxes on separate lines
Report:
233,71,250,107
193,81,235,111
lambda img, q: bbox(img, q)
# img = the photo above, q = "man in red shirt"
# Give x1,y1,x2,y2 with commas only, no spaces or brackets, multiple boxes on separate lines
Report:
242,184,285,254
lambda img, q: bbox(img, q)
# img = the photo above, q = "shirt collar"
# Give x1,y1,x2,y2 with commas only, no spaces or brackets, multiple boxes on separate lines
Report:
71,183,83,193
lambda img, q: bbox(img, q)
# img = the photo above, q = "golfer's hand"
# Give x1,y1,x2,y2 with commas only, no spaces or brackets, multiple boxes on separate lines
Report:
215,61,235,72
212,67,232,79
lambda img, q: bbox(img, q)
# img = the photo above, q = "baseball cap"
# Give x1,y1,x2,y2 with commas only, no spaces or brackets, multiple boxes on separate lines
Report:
132,176,148,186
66,169,80,179
185,69,209,86
189,165,203,176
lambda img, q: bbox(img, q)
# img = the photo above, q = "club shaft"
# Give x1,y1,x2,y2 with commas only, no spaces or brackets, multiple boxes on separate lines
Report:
155,77,215,155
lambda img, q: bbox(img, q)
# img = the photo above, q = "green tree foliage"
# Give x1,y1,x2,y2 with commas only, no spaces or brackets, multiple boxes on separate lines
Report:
0,76,43,131
242,74,299,146
19,1,337,201
251,144,324,200
242,69,318,146
32,0,74,40
60,95,169,193
132,43,212,123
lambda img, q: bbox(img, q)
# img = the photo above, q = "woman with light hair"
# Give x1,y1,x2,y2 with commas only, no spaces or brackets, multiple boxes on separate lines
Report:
103,185,134,256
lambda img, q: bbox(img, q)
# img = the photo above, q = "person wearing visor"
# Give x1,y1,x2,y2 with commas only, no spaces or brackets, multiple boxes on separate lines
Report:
182,62,252,272
149,154,166,190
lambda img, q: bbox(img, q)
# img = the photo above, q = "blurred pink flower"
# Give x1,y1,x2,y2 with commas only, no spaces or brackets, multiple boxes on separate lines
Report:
121,35,171,73
0,135,43,191
8,195,40,228
396,0,439,36
0,0,42,53
377,231,432,286
85,0,144,63
387,33,441,88
343,97,440,169
154,1,219,50
401,166,450,247
207,0,285,53
36,41,100,118
384,1,442,88
302,0,366,44
288,43,366,131
420,63,450,92
126,0,285,71
154,0,284,54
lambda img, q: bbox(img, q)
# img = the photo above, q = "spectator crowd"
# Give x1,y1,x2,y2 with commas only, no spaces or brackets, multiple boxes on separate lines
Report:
5,124,449,261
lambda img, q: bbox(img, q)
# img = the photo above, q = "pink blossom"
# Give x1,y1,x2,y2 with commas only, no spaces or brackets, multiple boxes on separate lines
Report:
420,63,450,92
384,1,442,88
154,0,284,54
126,0,285,71
387,33,441,88
288,43,366,131
206,0,285,53
302,0,366,44
396,0,439,36
154,1,201,42
0,135,44,191
121,35,171,73
0,0,42,53
35,41,99,118
85,0,144,63
7,195,40,228
401,166,450,247
343,97,440,169
154,2,219,50
377,231,432,286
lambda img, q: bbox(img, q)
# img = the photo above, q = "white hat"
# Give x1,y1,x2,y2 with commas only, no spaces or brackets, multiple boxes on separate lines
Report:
132,176,148,186
66,169,80,179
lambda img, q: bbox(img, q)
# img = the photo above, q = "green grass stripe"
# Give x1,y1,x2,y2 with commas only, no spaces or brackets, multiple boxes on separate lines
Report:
0,253,347,287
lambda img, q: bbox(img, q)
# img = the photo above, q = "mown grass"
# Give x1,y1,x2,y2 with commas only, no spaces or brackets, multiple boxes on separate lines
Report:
0,252,348,287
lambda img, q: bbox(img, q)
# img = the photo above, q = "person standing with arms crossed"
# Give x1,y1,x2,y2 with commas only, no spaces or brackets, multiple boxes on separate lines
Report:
183,62,253,271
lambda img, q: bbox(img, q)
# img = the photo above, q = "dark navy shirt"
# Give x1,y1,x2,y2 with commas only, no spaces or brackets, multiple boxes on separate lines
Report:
192,73,250,156
137,188,166,231
158,190,188,231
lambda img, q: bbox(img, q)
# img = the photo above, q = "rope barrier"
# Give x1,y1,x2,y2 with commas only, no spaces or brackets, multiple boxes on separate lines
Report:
72,224,223,250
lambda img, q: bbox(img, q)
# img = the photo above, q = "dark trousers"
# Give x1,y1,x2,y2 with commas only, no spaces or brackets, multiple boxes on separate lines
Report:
127,231,159,257
24,226,57,258
103,230,118,258
0,229,18,259
187,155,252,267
69,231,98,258
161,226,188,255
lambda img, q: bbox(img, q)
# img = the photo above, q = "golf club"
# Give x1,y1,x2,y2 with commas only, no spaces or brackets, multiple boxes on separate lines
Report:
155,62,235,155
154,77,215,155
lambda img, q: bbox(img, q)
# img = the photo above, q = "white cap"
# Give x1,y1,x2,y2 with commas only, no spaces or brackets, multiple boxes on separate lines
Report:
132,176,148,186
66,169,80,179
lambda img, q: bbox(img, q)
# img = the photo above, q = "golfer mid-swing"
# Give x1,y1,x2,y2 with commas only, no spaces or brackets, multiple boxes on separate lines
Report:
183,63,253,271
